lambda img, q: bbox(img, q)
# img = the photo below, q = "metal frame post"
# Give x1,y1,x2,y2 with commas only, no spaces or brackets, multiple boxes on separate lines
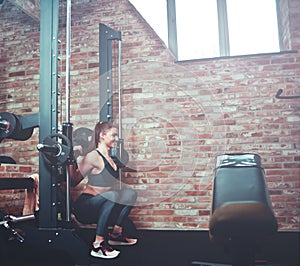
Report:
99,23,121,122
64,0,72,223
39,0,59,228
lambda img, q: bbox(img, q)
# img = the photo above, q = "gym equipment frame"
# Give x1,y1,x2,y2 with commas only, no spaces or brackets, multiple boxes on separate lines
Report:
0,1,129,264
1,1,89,264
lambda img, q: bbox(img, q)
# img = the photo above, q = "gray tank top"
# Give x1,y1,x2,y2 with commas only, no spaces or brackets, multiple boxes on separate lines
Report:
87,150,119,187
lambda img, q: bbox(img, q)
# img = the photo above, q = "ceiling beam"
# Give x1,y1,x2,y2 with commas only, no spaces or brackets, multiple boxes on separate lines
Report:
8,0,40,21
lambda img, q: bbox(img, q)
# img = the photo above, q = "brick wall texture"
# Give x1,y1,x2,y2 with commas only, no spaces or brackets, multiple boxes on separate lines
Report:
0,0,299,231
0,164,37,215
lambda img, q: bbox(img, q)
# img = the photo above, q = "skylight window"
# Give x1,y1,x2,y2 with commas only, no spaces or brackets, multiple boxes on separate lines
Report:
129,0,280,61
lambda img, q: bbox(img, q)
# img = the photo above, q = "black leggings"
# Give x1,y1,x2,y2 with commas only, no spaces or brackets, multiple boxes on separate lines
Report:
73,188,137,236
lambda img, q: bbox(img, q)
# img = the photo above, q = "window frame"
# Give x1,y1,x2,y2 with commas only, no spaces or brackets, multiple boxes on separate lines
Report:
167,0,281,61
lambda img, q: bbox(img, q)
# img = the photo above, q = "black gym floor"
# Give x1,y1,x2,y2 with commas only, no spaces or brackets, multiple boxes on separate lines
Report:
2,228,299,266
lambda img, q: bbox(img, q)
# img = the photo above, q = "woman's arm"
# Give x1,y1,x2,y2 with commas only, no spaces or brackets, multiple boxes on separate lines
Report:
78,150,104,176
70,148,105,187
69,155,84,187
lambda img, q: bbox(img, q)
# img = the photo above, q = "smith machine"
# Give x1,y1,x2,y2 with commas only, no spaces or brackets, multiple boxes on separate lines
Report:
0,0,124,264
0,1,285,266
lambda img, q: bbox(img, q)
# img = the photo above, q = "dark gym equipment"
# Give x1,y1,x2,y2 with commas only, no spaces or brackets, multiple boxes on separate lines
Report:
0,111,38,142
0,156,16,164
1,215,26,243
208,153,278,266
0,177,34,191
99,23,121,122
0,1,88,264
99,23,129,186
73,127,93,156
0,1,132,264
37,133,72,166
275,88,300,99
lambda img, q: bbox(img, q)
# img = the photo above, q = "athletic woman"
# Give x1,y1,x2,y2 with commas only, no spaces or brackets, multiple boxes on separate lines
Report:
73,121,137,259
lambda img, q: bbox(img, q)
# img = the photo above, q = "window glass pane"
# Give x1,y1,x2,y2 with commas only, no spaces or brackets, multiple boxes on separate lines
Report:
129,0,168,46
176,0,219,60
227,0,280,56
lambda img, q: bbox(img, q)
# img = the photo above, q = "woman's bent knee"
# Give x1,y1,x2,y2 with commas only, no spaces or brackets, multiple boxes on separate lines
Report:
101,190,119,203
120,188,137,205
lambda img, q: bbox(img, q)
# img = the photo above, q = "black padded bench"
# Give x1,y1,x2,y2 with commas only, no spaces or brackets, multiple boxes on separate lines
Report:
0,177,34,191
209,153,278,266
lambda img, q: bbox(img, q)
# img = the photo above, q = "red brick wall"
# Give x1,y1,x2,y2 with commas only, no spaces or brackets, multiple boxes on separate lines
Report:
0,0,299,231
0,164,37,215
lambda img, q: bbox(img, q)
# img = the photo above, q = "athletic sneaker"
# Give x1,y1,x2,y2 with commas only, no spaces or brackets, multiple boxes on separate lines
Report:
108,232,138,246
90,241,120,259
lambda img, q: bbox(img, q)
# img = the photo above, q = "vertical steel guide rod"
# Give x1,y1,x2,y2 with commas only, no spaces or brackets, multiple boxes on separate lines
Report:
118,40,123,190
65,0,71,123
65,0,72,221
